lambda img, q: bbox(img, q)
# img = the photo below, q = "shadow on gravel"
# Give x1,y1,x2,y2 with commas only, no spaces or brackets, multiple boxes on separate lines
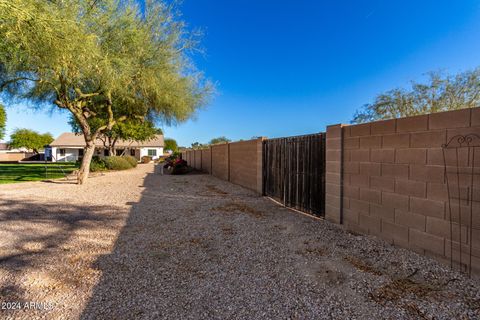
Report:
0,198,121,302
80,169,210,319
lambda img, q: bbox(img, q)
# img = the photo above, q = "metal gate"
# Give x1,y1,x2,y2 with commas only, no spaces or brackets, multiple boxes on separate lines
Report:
263,133,326,217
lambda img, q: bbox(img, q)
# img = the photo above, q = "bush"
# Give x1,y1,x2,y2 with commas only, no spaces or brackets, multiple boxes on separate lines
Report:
104,156,133,170
123,155,138,168
171,158,190,175
90,156,107,172
141,156,152,164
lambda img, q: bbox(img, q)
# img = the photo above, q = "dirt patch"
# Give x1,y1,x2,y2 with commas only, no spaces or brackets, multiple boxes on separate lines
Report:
213,201,264,218
297,241,327,256
221,225,235,235
370,277,439,303
402,302,430,319
206,185,228,195
344,256,382,276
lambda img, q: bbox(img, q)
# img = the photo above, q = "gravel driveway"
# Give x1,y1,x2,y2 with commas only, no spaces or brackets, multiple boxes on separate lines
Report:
0,164,479,319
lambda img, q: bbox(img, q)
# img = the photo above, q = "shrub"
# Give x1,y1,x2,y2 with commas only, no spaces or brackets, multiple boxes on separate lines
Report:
123,155,138,168
171,158,189,175
104,156,133,170
141,155,152,164
90,156,107,172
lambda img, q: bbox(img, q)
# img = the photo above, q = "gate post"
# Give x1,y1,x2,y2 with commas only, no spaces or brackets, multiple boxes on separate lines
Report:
325,124,347,224
256,137,266,195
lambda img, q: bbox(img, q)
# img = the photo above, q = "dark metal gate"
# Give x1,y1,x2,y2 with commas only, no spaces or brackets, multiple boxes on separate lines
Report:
263,133,326,217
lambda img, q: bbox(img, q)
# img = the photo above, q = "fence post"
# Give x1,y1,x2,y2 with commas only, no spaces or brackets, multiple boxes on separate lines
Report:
227,142,231,181
257,137,266,194
325,124,346,224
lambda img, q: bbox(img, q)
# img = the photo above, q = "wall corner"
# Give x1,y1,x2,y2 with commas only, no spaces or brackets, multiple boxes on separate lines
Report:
325,124,347,224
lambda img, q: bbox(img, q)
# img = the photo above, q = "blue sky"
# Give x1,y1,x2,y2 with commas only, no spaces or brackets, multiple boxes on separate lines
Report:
3,0,480,146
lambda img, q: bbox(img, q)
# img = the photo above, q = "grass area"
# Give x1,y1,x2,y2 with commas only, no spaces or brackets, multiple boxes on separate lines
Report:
0,163,79,184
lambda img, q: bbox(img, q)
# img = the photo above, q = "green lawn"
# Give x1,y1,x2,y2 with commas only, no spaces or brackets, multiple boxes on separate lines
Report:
0,163,79,184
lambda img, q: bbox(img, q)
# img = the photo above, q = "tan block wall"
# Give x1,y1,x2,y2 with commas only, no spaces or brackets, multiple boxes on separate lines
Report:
228,139,263,193
180,138,264,193
201,149,212,173
211,143,229,181
0,152,29,162
194,150,202,170
326,108,480,274
325,124,344,224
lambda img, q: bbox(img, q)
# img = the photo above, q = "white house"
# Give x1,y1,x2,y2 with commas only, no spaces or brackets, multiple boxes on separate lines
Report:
46,133,164,162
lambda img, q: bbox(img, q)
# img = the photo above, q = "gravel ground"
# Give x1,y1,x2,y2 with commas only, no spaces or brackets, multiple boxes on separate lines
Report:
0,163,479,319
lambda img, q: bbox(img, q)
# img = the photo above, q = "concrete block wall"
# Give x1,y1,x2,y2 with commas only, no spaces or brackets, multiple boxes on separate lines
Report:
181,138,264,193
228,138,264,193
326,108,480,274
201,149,211,173
211,143,229,181
325,124,344,224
0,152,32,162
194,149,202,170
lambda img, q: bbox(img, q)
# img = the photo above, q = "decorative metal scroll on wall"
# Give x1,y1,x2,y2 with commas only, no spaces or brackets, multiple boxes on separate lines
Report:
442,133,480,277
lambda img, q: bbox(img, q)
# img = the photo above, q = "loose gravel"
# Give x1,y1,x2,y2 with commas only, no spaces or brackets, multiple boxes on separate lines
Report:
0,164,479,319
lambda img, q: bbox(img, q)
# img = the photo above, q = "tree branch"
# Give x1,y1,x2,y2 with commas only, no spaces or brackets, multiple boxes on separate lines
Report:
0,77,40,91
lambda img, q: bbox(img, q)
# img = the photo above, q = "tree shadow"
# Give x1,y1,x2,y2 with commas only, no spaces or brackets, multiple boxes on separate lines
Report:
79,171,221,319
0,198,124,315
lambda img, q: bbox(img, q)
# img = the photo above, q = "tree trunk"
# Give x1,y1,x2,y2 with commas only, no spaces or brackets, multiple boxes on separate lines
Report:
77,142,96,185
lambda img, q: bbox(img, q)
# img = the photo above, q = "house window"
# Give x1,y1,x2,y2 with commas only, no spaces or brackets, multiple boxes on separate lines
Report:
147,149,157,157
59,149,65,156
130,149,136,156
104,149,109,156
78,149,84,157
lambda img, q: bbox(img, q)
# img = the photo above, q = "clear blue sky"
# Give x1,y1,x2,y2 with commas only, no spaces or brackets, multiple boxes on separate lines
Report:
3,0,480,146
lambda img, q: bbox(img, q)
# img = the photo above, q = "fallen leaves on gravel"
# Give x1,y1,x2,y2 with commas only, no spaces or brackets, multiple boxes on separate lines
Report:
370,277,440,303
344,256,382,276
213,201,264,218
206,185,228,195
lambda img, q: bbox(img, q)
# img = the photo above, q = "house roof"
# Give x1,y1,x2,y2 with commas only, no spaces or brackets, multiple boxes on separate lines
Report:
50,133,164,148
0,143,9,150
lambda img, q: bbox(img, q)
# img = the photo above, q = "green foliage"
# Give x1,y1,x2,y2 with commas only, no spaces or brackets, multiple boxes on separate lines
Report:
352,69,480,123
0,163,78,184
209,136,231,145
0,0,212,182
70,116,160,151
103,156,133,171
191,141,206,149
89,156,107,172
89,155,136,171
9,128,53,152
0,104,6,140
123,155,138,168
164,138,178,152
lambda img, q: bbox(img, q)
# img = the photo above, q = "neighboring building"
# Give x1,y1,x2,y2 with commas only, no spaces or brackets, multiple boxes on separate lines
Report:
46,133,164,162
0,142,29,154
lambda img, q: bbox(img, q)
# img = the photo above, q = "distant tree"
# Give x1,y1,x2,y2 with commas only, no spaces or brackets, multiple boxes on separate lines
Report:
9,129,53,153
191,142,206,149
352,69,480,123
209,136,231,145
164,138,178,152
0,104,5,140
